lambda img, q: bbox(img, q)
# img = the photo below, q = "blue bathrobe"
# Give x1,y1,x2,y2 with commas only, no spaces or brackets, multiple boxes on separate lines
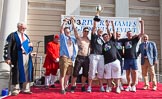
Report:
3,31,33,84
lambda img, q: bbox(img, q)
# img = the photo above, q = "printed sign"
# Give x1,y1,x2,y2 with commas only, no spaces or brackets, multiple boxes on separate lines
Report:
61,15,141,38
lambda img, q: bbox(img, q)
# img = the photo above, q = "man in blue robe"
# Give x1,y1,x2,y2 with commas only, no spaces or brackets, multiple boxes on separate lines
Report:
3,22,33,96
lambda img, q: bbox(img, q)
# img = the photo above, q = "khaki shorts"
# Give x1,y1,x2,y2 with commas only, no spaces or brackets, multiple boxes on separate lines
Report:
59,56,73,77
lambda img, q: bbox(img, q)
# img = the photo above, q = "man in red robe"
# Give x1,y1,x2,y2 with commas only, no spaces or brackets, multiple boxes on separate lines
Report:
43,34,60,88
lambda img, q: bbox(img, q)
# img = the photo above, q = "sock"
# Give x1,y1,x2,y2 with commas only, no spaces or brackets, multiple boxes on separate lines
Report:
50,75,56,85
45,76,50,86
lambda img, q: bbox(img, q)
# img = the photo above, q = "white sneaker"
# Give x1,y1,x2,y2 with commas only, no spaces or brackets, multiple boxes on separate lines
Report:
87,86,92,93
152,86,157,91
12,90,20,96
106,86,112,92
116,87,121,94
100,86,105,92
131,86,136,92
119,85,124,91
125,86,131,92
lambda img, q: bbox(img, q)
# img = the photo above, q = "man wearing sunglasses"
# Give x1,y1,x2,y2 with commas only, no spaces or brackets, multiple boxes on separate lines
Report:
70,17,90,93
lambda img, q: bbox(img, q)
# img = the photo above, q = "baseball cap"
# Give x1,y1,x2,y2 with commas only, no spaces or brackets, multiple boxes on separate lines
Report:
54,34,59,39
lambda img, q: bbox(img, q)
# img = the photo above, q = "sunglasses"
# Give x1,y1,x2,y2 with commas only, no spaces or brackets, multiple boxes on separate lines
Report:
84,31,89,32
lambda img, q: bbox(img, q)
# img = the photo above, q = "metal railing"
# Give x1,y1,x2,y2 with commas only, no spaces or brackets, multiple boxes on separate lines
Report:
32,55,44,79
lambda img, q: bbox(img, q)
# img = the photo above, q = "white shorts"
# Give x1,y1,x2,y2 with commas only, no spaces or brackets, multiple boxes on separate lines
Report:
88,54,104,79
104,59,121,79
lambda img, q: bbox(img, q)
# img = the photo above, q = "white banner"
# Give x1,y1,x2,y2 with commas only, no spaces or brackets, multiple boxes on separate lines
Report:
61,15,143,82
61,15,141,38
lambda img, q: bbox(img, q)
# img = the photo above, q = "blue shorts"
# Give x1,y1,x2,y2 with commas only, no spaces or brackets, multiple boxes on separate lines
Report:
123,58,138,70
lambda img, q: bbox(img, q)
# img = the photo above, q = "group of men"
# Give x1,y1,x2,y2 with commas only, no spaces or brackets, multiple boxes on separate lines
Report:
57,16,158,95
3,15,158,96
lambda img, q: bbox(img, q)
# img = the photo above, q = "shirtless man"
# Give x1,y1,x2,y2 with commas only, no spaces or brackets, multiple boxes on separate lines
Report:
70,17,90,93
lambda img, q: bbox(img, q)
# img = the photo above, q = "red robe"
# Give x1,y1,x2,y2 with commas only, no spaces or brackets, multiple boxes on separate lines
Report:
43,41,60,70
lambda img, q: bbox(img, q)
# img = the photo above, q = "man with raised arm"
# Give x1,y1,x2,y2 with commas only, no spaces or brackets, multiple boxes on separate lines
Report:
122,20,144,92
70,17,90,93
87,20,105,93
59,18,77,94
102,20,121,93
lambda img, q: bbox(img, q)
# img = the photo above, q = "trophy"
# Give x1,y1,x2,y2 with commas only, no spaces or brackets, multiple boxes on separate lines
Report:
93,5,103,22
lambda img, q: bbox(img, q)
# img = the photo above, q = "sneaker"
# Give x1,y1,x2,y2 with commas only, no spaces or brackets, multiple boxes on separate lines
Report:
143,85,149,90
87,86,92,93
81,86,86,92
12,90,20,96
106,86,112,92
125,86,131,92
131,86,136,92
152,86,157,91
65,87,68,92
119,85,124,91
60,90,66,94
116,87,121,94
50,84,56,88
100,86,105,92
70,86,76,93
